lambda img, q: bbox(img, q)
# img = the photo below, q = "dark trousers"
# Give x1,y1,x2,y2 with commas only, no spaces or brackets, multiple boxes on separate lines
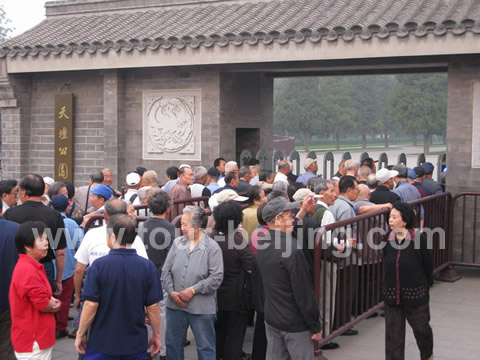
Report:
43,260,55,290
252,311,267,360
384,303,433,360
334,265,357,328
55,275,74,331
215,310,249,360
0,311,15,360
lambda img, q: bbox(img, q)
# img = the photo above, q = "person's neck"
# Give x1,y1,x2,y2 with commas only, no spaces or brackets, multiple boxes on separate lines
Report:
153,213,167,219
395,228,409,240
23,196,43,203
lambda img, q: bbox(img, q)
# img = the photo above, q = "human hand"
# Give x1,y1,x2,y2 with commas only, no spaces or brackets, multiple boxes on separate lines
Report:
148,335,161,357
75,332,87,354
170,291,187,308
53,280,63,297
74,296,81,311
178,287,195,303
383,203,393,210
311,331,322,342
51,297,62,313
347,238,357,248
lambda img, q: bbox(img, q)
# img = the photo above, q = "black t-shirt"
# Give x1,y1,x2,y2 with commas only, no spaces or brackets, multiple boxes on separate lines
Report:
4,201,67,263
140,217,176,274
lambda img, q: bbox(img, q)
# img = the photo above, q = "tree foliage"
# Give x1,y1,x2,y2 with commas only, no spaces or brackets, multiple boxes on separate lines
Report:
0,5,13,43
274,73,446,153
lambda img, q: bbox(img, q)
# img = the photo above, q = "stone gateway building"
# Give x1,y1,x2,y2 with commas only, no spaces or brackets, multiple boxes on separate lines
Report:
0,0,479,193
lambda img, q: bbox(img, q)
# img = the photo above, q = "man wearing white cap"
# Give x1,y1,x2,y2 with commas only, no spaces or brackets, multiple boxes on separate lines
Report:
123,172,142,204
296,158,318,186
370,168,401,205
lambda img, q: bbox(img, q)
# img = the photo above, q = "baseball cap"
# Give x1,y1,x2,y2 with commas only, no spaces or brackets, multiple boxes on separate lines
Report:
208,189,248,210
51,194,69,211
422,162,434,174
376,168,398,184
292,188,314,202
126,172,141,186
304,158,317,170
43,177,55,185
407,168,417,180
262,198,299,223
90,184,114,200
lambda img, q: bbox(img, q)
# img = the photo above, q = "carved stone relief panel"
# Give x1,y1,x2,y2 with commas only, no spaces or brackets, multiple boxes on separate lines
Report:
143,89,201,161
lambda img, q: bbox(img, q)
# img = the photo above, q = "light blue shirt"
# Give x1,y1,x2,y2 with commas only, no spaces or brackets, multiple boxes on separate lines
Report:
56,213,84,280
162,179,178,193
296,171,317,185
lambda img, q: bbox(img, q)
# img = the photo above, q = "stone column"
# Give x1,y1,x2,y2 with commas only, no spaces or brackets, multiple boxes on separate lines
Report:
0,58,32,180
103,70,126,189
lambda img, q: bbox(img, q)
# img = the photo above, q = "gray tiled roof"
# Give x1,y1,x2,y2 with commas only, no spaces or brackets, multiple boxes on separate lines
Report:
2,0,480,58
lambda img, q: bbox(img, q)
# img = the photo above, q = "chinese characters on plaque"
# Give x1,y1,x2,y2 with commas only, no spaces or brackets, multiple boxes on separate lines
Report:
54,94,73,183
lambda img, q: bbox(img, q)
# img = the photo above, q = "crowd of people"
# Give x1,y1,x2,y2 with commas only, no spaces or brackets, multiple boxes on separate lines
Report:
0,156,441,360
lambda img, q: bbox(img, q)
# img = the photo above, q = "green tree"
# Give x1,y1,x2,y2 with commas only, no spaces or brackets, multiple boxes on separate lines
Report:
274,77,324,151
0,5,13,43
389,74,447,154
318,77,356,150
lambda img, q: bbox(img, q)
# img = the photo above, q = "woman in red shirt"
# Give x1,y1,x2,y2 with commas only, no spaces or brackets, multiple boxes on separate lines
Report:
9,221,61,360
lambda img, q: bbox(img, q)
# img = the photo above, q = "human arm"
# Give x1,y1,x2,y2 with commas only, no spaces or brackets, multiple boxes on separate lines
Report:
358,203,392,215
75,300,99,354
146,303,161,356
41,296,62,313
287,250,322,334
54,248,66,296
73,262,87,310
189,241,224,295
161,240,187,307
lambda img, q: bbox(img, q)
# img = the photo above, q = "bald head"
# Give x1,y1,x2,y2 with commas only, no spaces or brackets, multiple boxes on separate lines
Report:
357,184,371,200
277,160,290,175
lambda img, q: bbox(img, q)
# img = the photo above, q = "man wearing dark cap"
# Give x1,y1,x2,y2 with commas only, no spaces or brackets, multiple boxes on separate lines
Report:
256,198,322,360
421,162,443,195
412,167,431,198
51,195,84,339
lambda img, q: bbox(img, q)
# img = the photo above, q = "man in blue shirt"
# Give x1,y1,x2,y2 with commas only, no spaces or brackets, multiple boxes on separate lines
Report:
0,202,20,360
296,158,318,185
75,214,163,359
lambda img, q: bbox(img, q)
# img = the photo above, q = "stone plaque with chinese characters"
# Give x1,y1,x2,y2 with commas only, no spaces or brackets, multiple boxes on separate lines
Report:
143,90,201,161
54,94,73,183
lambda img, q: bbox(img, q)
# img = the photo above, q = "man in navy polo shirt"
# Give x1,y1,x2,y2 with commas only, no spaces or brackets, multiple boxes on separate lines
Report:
75,214,163,359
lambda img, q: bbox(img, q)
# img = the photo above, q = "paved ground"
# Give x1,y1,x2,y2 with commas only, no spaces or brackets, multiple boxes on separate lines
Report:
53,267,479,360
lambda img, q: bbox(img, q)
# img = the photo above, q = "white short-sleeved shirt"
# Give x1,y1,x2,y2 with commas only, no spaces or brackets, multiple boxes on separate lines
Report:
75,225,148,266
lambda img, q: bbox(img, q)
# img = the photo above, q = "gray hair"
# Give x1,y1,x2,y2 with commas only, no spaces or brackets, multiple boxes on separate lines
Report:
225,161,238,173
47,182,66,199
239,166,252,179
137,186,152,202
345,160,359,171
183,205,207,228
193,166,207,181
314,179,332,194
367,174,378,189
104,198,128,216
90,169,104,183
307,177,323,191
393,164,407,178
272,181,288,193
142,170,158,185
358,165,371,177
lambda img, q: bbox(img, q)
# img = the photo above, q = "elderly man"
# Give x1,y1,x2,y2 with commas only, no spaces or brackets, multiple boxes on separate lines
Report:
354,184,375,207
370,168,401,205
237,166,253,193
334,159,347,178
205,167,221,195
80,184,113,227
190,166,210,198
274,160,290,184
124,172,142,204
413,166,432,197
393,165,421,203
296,158,318,185
357,166,371,185
75,214,162,359
4,174,66,296
344,160,360,177
421,162,443,195
257,198,322,360
168,166,194,221
217,161,239,187
74,169,104,214
213,172,240,195
0,180,18,214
